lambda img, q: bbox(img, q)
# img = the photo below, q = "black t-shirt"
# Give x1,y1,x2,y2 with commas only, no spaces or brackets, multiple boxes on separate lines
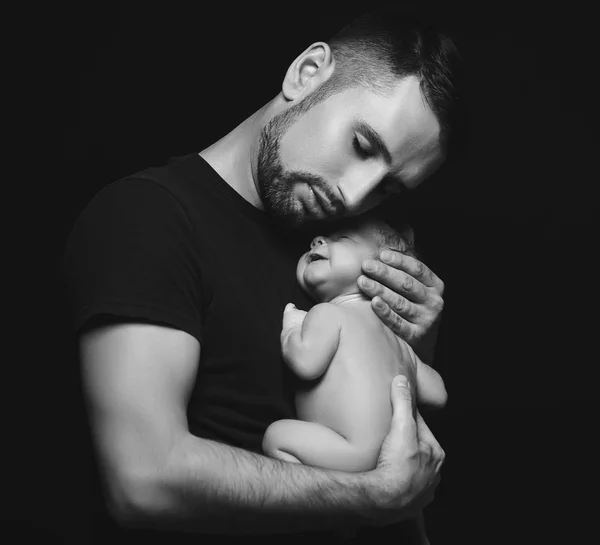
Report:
63,153,420,543
64,153,316,451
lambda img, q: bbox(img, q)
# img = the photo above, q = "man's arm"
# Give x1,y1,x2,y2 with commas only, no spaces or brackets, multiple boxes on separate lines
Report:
80,321,444,536
281,303,342,381
81,324,392,534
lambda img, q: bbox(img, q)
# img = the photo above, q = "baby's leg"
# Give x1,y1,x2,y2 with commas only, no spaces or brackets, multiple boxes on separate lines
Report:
262,419,376,473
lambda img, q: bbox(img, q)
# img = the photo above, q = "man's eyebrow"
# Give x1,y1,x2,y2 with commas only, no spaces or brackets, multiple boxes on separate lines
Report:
354,120,392,165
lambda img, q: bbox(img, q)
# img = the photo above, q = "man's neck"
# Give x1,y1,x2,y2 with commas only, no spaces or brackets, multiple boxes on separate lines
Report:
198,102,270,210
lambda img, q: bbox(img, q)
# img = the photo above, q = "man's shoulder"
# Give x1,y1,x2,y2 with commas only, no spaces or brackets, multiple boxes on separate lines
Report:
128,152,216,196
85,153,210,201
67,154,218,245
93,153,226,224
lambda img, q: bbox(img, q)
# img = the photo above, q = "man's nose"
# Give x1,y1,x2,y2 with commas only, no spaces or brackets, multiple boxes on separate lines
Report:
310,236,326,249
340,174,383,212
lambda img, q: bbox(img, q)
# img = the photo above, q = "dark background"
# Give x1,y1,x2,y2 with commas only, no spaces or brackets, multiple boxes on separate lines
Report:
8,1,597,543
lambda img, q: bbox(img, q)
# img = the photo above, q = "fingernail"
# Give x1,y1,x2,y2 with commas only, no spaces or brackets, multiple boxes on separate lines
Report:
363,260,377,272
380,250,393,263
373,297,385,310
359,276,374,289
394,376,408,388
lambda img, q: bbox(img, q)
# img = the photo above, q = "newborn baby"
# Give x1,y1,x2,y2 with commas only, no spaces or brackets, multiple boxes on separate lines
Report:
263,217,446,470
262,218,447,543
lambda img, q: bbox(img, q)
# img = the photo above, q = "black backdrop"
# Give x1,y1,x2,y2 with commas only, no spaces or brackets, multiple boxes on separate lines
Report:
8,1,597,543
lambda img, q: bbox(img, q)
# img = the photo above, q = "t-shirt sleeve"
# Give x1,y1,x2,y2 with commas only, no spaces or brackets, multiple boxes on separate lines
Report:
63,177,206,343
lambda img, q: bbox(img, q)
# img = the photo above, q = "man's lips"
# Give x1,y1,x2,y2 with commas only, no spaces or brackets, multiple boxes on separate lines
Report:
311,186,343,216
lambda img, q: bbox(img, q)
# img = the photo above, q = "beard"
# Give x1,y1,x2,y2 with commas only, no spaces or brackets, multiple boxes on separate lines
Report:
256,105,341,229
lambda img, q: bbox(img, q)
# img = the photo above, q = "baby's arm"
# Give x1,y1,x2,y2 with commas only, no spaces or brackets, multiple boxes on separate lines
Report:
281,303,342,381
407,344,448,408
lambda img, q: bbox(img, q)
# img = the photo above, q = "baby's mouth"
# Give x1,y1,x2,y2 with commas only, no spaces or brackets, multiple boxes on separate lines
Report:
307,252,327,263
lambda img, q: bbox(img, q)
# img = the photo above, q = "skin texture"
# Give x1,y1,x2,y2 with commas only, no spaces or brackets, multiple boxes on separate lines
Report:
78,38,448,536
263,224,446,471
201,42,445,225
263,225,446,543
201,41,446,364
264,301,418,471
254,80,444,227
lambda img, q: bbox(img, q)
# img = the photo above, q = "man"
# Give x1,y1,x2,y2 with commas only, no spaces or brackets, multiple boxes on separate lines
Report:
63,9,463,544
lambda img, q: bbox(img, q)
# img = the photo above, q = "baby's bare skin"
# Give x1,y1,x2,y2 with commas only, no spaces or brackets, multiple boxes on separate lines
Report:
262,222,443,543
298,300,416,461
263,296,424,472
263,222,445,474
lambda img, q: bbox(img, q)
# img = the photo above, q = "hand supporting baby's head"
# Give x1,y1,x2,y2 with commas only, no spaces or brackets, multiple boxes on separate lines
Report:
296,216,417,303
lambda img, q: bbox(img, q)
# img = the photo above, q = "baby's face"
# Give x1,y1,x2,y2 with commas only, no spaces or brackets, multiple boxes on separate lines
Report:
297,225,379,302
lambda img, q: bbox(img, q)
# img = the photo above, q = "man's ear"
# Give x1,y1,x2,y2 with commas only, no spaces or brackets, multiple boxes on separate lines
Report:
281,42,334,101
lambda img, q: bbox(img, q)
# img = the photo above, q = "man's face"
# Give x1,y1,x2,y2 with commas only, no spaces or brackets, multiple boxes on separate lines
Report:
256,75,445,228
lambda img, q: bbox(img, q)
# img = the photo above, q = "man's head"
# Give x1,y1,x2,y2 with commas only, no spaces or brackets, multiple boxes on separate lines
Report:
297,217,417,302
255,9,463,228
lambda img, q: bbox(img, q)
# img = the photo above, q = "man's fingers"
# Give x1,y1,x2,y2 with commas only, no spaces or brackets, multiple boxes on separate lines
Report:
418,438,433,460
369,295,417,341
378,250,444,294
389,375,418,446
361,261,428,304
359,277,419,319
422,473,441,506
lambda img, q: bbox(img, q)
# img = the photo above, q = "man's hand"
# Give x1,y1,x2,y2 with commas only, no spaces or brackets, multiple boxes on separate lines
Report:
358,250,445,364
361,375,445,528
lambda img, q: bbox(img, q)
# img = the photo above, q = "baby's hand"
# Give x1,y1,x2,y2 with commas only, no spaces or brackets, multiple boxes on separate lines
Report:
282,303,307,334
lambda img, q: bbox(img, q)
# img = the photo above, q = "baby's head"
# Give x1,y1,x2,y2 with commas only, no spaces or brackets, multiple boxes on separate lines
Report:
296,217,417,302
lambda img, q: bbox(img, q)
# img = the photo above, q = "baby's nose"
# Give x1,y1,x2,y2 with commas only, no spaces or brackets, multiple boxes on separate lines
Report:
310,236,326,249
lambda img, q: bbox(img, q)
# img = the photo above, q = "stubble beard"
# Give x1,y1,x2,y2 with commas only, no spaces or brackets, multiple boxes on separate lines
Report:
256,110,305,228
256,106,339,229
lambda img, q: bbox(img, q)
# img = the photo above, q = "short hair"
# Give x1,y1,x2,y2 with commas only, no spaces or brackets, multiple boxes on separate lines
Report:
297,9,465,157
330,215,418,259
361,218,418,259
369,220,417,258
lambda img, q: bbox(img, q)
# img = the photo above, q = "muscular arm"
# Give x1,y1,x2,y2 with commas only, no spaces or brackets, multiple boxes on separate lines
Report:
80,322,372,536
281,303,342,381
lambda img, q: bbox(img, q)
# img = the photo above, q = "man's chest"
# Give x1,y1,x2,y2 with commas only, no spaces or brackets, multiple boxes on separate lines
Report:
199,228,313,361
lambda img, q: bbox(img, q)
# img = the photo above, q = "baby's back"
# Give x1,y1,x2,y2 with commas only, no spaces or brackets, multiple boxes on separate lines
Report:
295,303,417,461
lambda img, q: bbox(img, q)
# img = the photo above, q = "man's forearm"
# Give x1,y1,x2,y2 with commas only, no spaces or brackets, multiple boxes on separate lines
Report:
125,432,375,535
